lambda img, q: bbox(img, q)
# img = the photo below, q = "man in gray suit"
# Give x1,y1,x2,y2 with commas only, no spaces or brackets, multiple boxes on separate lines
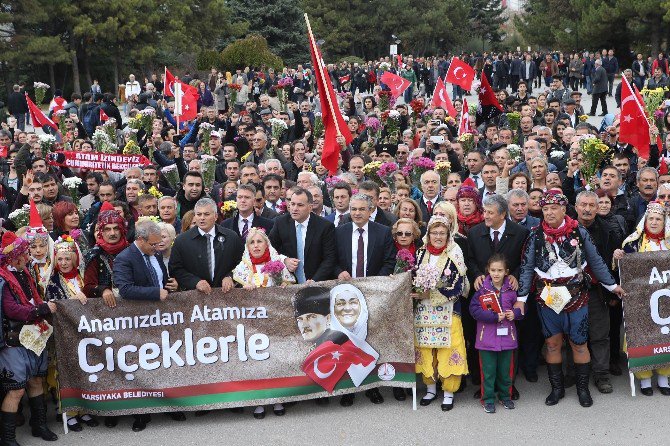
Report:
589,59,608,116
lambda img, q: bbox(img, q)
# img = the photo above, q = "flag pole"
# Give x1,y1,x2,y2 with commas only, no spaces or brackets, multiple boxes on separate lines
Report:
304,13,341,137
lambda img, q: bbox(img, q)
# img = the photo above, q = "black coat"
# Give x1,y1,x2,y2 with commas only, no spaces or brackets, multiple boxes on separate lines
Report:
418,196,442,224
221,213,274,237
169,225,244,290
466,220,530,282
7,92,28,115
333,221,397,277
269,213,336,282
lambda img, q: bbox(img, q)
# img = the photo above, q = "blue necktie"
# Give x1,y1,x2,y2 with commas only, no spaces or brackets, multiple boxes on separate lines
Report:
144,254,159,287
296,223,306,283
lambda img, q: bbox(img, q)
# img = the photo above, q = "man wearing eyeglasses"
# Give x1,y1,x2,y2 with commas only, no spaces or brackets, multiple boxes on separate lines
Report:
112,219,181,431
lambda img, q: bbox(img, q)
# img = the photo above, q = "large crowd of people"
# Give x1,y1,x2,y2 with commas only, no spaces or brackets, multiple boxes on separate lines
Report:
0,47,669,442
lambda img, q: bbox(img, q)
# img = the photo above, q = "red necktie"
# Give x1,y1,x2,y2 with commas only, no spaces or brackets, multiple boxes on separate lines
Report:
427,200,433,215
356,228,365,278
493,230,500,250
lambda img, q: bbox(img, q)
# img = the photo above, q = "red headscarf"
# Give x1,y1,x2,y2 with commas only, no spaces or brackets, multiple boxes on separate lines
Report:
456,178,483,234
95,206,129,255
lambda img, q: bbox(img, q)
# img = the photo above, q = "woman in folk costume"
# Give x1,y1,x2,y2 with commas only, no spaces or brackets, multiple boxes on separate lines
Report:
613,200,670,396
25,200,55,299
0,232,58,445
413,215,470,412
232,227,294,419
44,236,97,431
455,178,484,236
232,227,295,290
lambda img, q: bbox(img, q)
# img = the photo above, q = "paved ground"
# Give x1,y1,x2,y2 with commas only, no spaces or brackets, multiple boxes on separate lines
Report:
16,365,665,446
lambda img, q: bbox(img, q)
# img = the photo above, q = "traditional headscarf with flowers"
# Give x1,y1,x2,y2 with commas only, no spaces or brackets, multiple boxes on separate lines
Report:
232,227,295,287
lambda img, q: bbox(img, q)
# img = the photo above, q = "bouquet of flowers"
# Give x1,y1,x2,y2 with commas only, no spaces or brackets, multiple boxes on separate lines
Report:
199,122,215,155
382,109,401,143
161,164,180,190
362,161,384,187
128,107,155,136
122,138,141,155
640,87,667,118
379,62,391,72
220,200,237,219
261,260,286,286
102,118,117,143
33,82,50,105
413,263,441,294
62,176,82,205
378,90,394,111
654,108,665,130
228,83,241,106
580,137,612,190
457,132,475,154
402,156,435,186
55,109,68,135
8,204,30,229
37,134,57,158
200,155,218,190
506,112,521,132
579,114,589,123
434,161,452,186
409,99,424,127
276,77,293,111
269,117,288,141
364,115,381,140
144,186,163,199
507,144,523,163
313,112,324,139
276,201,288,214
92,129,116,154
394,248,416,274
378,161,399,192
324,175,344,205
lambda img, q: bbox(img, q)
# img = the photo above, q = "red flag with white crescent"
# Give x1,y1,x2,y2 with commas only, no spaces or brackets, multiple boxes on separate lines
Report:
99,108,109,122
302,340,376,393
446,57,476,91
619,75,650,159
380,71,411,98
431,77,457,117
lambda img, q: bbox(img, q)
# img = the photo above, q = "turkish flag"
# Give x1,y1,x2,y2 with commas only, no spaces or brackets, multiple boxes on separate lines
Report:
173,82,198,122
380,71,411,98
619,76,651,159
307,24,353,174
164,68,198,100
446,57,476,91
99,108,109,122
459,99,471,135
302,340,376,393
431,77,457,117
25,93,58,131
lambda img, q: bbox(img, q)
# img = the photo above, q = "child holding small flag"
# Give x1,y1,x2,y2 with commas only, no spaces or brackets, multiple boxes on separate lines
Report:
469,254,523,413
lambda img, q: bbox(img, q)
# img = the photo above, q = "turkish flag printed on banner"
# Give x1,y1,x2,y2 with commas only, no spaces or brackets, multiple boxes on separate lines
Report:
446,57,476,91
380,71,412,98
459,99,471,135
301,340,376,393
307,24,353,174
619,76,651,159
431,77,457,117
99,108,109,122
25,93,58,131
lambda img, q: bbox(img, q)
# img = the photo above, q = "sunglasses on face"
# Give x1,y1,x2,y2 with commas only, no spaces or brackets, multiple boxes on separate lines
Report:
395,231,413,237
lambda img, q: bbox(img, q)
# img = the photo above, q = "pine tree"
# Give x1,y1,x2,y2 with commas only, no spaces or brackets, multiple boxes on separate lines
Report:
230,0,307,66
469,0,506,44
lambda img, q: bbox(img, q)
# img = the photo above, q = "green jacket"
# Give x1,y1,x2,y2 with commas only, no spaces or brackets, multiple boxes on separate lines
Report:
401,69,417,86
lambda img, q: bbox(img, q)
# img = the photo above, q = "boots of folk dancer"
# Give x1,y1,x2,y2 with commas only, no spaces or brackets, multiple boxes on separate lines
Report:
545,363,565,406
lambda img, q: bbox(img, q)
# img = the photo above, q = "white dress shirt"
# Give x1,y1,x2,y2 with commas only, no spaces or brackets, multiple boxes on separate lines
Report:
469,173,484,189
369,208,378,222
334,211,348,226
135,241,163,286
294,215,311,246
351,223,369,278
125,81,141,99
238,213,254,235
489,220,506,243
198,226,217,280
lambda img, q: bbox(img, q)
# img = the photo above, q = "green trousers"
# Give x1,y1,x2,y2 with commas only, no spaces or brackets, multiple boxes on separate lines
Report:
479,350,514,403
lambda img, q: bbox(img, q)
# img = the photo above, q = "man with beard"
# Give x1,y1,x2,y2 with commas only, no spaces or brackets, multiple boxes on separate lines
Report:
82,202,130,427
176,171,208,218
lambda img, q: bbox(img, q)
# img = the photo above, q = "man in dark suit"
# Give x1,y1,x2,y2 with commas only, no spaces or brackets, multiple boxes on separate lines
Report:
269,187,336,283
325,182,351,227
222,184,273,238
169,197,244,294
333,193,396,406
418,170,442,223
112,219,182,431
465,194,530,398
507,189,541,230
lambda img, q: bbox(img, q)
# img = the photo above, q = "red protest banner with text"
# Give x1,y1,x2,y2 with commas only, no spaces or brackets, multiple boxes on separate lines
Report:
48,151,151,172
